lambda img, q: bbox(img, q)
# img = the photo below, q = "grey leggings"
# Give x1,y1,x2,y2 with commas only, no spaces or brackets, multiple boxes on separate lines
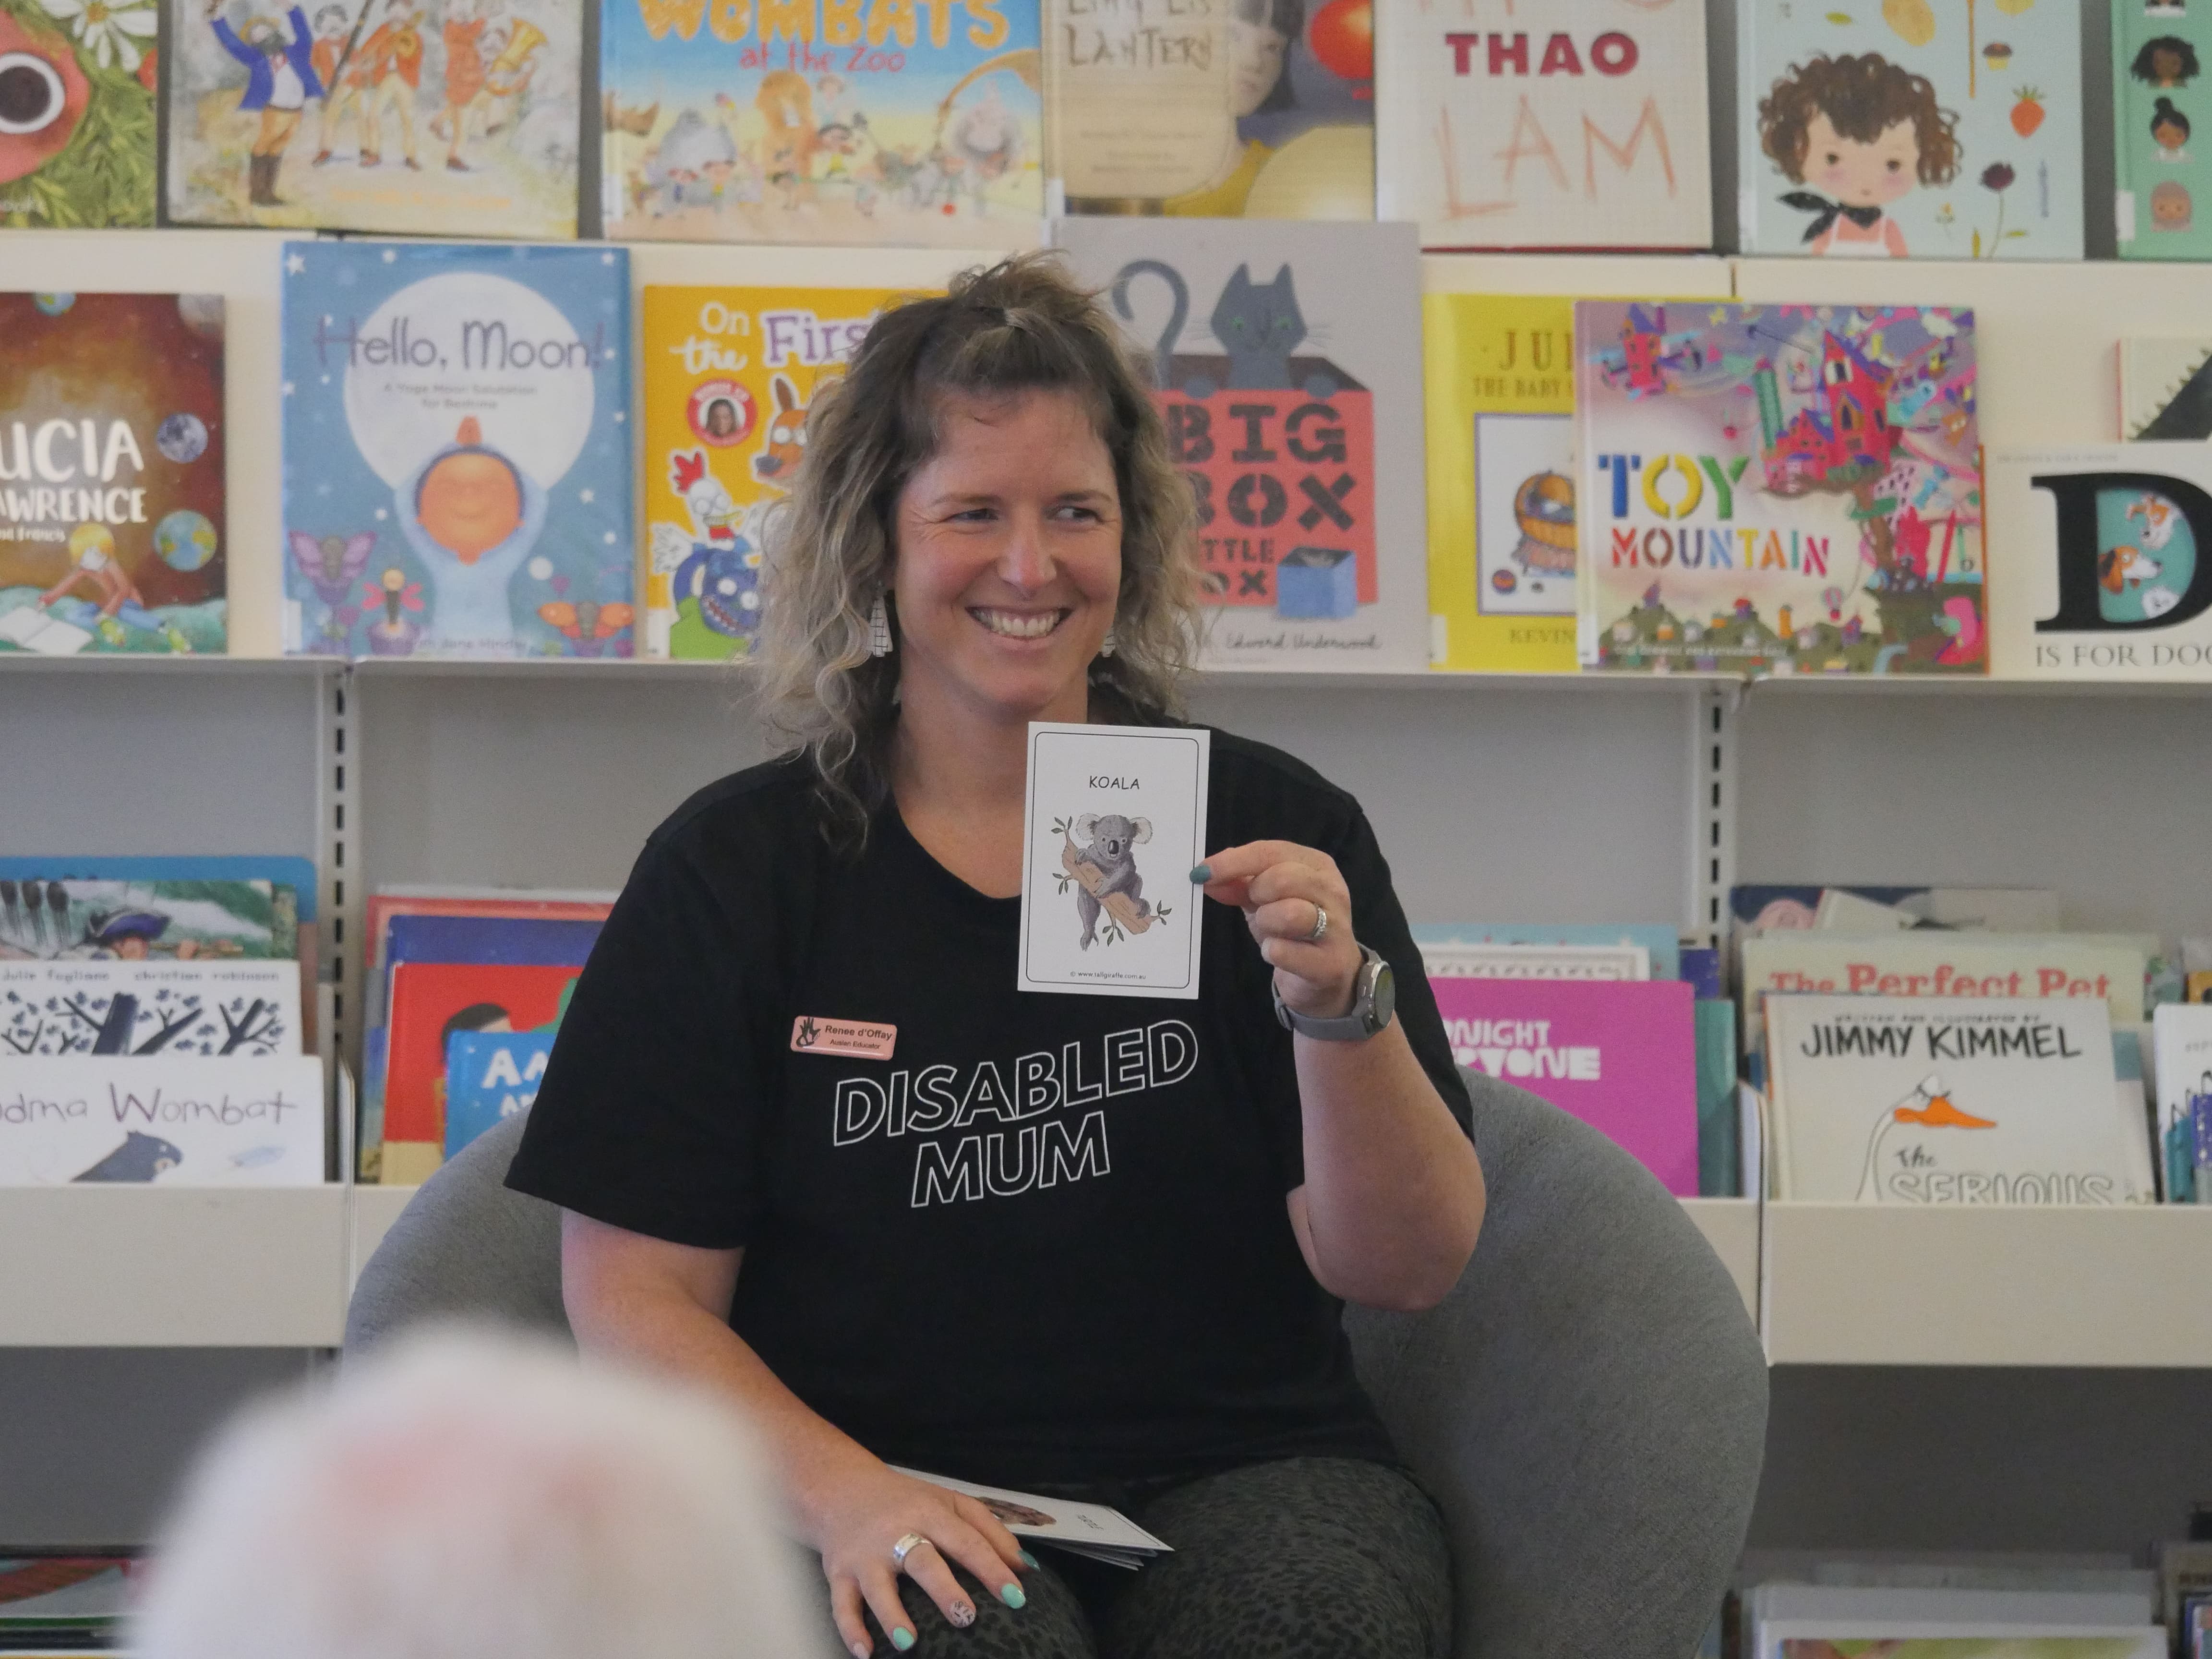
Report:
842,1457,1453,1659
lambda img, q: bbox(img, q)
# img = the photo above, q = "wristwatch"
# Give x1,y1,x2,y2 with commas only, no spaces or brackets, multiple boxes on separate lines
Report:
1274,942,1396,1042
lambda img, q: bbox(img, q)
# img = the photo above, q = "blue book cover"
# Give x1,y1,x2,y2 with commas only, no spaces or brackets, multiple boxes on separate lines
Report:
280,242,635,660
0,857,318,921
444,1028,555,1157
1695,998,1739,1197
385,914,602,967
1681,947,1722,1002
1413,923,1682,983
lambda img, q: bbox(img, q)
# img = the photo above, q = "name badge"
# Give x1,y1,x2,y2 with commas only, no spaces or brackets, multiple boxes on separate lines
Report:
791,1016,896,1060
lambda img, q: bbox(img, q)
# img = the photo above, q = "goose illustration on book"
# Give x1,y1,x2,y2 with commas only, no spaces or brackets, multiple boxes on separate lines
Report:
1856,1072,1998,1200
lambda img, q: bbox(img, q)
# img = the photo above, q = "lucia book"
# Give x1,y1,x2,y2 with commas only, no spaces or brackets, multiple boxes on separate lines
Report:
1046,0,1373,219
164,0,583,236
1763,995,2145,1205
0,0,156,226
2113,0,2212,258
1374,0,1711,250
1575,301,1985,676
1736,0,2084,259
601,0,1042,246
1056,217,1428,673
1986,443,2212,679
641,283,917,659
0,295,226,657
279,241,635,660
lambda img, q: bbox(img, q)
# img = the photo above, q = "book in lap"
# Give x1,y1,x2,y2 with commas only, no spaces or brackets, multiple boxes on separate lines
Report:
893,1470,1172,1569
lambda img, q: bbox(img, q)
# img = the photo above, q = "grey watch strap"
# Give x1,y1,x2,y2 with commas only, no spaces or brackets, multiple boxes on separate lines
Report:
1274,942,1391,1042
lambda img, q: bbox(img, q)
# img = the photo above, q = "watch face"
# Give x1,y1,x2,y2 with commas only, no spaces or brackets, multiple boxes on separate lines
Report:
1369,958,1396,1031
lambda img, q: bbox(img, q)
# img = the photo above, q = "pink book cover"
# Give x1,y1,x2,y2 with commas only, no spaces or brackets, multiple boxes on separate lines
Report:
1429,975,1699,1195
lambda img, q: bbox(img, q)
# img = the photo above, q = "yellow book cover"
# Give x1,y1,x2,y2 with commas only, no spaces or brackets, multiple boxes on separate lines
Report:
640,284,923,660
1425,293,1579,672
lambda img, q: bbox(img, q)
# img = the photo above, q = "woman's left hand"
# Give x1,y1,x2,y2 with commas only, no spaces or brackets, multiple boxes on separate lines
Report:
1195,841,1362,1020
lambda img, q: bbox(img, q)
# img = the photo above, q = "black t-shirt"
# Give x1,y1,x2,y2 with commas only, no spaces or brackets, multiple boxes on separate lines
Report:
506,729,1472,1488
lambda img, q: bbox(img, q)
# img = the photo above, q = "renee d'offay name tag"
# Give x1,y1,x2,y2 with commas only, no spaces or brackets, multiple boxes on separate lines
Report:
1017,723,1210,1000
790,1017,897,1060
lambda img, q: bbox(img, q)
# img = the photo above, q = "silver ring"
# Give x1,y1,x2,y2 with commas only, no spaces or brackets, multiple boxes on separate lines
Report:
891,1532,928,1570
1306,904,1329,944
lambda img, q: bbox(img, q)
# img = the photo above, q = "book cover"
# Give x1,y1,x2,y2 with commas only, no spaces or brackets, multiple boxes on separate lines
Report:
1771,1633,2166,1659
1763,994,2144,1204
0,1054,326,1185
365,890,611,978
0,878,297,961
1423,294,1579,672
2119,339,2212,440
0,0,155,226
641,284,915,659
280,241,634,660
0,294,226,657
1376,0,1711,250
385,913,601,966
601,0,1042,246
1429,974,1698,1194
2153,1004,2212,1202
2114,3,2212,258
1,959,299,1057
1576,301,1985,676
0,857,319,921
1047,0,1373,218
1696,997,1740,1196
164,0,581,236
1736,0,2084,259
442,1025,552,1155
1419,941,1651,981
1414,921,1683,980
383,959,577,1168
1739,932,2156,1061
1056,217,1428,672
1986,443,2212,679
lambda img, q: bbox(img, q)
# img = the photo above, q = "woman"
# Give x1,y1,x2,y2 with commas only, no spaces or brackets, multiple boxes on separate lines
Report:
507,255,1485,1659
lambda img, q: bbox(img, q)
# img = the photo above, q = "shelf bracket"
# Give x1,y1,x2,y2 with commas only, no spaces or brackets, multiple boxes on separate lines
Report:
1685,680,1741,951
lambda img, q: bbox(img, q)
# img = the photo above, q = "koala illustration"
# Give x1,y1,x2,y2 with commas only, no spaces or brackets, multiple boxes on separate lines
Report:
1072,812,1152,949
72,1131,184,1183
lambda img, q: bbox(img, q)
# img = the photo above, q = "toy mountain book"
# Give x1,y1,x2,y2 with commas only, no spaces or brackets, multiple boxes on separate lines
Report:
1429,974,1698,1194
1736,0,2084,259
1056,217,1428,673
0,1054,326,1185
0,878,297,961
1764,995,2148,1204
164,0,582,236
280,242,634,660
2114,1,2212,257
1046,0,1373,219
1986,443,2212,679
2119,340,2212,440
0,0,156,225
1375,0,1711,249
601,0,1042,247
1575,301,1985,676
0,294,226,656
641,284,916,659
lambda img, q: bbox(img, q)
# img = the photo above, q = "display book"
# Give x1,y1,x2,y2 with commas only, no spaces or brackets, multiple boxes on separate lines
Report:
1045,0,1372,219
601,0,1041,248
1056,217,1429,673
279,240,635,661
1730,1556,2165,1659
0,1550,137,1652
357,888,610,1183
164,0,582,237
2152,1002,2212,1205
641,281,921,660
0,0,154,227
0,858,329,1185
2114,0,2212,258
0,293,226,657
1575,299,1985,676
1735,0,2084,259
1374,0,1711,251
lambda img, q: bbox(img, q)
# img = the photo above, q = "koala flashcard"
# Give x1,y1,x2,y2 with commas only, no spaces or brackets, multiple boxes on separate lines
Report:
1018,724,1210,1000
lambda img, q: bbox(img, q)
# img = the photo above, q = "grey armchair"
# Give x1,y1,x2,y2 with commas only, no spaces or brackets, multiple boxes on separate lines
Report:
348,1072,1767,1659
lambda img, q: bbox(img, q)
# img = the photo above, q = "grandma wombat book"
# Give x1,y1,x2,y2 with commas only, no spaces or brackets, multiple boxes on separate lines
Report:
1575,300,1984,676
0,0,156,225
0,294,226,656
601,0,1042,245
280,241,634,659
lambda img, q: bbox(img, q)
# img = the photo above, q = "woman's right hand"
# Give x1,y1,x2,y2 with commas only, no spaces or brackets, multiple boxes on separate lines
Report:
806,1456,1032,1657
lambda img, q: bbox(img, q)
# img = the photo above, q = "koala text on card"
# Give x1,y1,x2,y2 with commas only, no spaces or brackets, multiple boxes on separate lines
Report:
1017,723,1211,1000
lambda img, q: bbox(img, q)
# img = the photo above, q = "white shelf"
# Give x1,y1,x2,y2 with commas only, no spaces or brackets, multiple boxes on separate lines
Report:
0,1186,350,1347
350,1184,417,1287
1761,1202,2212,1369
1683,1198,1760,1322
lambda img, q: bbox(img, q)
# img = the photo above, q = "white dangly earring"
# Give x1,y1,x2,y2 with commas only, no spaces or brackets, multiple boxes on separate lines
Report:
1098,625,1118,659
867,593,893,657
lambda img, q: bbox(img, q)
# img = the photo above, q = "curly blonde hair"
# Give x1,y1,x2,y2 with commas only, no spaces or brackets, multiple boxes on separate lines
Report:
751,253,1202,847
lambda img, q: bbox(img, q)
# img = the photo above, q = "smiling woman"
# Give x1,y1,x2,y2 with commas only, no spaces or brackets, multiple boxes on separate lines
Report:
505,255,1485,1659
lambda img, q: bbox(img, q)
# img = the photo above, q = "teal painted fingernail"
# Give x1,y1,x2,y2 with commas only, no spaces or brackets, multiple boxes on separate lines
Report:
1019,1551,1039,1569
891,1629,915,1652
1001,1584,1027,1609
1189,863,1211,883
